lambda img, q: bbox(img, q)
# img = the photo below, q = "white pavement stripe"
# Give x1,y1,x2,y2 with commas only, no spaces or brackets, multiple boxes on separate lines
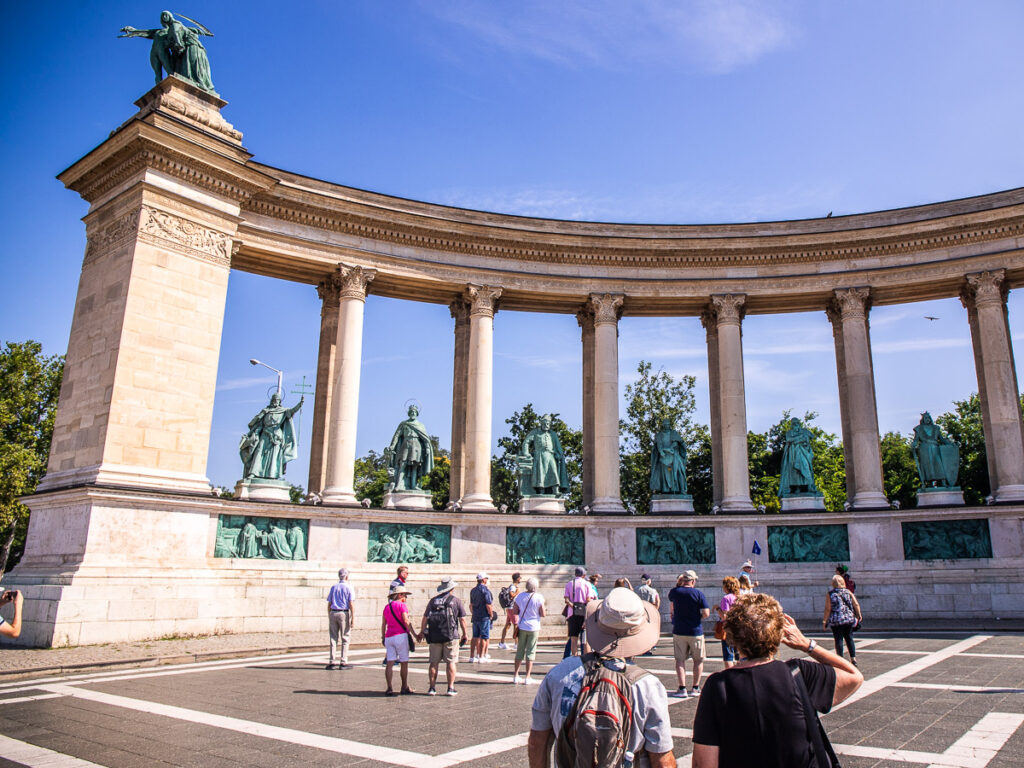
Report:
436,732,530,763
670,727,693,739
961,652,1024,660
0,692,64,706
833,743,967,766
891,682,1024,694
832,635,990,712
0,733,106,767
927,711,1024,768
38,683,441,768
860,649,931,656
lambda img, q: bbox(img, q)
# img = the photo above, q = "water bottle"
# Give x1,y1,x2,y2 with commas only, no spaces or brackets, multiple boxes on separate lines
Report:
623,750,635,767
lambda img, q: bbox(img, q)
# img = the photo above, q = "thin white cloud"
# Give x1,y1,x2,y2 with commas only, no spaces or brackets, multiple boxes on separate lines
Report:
873,337,969,354
423,0,796,75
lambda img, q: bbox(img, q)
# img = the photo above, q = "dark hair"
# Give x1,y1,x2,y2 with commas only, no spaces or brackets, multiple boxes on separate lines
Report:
575,567,587,577
589,573,601,583
613,577,632,589
512,572,521,581
723,593,785,660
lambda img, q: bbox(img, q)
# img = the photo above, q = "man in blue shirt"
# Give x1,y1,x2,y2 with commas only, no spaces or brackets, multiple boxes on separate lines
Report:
326,568,355,670
668,569,709,698
469,572,495,662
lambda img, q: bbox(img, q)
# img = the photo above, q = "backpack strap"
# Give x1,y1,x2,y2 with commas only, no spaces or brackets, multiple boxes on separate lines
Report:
787,659,841,768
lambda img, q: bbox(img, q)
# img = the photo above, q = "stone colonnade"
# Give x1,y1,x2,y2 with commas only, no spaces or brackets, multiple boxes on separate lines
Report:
306,272,1024,511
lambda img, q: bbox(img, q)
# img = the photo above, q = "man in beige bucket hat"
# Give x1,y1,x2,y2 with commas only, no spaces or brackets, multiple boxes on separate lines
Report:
528,587,675,767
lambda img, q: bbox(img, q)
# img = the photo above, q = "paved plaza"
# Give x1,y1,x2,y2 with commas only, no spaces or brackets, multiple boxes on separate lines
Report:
0,632,1022,767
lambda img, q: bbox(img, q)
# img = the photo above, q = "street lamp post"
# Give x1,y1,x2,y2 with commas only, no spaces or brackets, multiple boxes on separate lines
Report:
249,358,282,397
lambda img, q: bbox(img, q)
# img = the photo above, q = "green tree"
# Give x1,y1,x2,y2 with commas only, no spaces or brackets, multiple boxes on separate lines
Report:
0,341,64,576
880,431,918,509
686,423,714,514
353,449,389,508
288,483,305,504
425,438,451,511
619,361,698,514
934,394,990,506
491,404,582,512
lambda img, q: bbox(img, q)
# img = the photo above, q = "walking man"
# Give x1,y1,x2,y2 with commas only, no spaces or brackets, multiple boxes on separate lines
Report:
420,577,468,696
668,570,709,698
635,574,661,656
470,572,496,662
498,572,521,649
563,566,592,657
326,568,355,670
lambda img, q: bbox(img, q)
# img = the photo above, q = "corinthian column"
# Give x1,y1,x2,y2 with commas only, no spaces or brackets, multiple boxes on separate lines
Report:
827,287,887,509
321,264,376,505
577,309,596,509
961,269,1024,502
461,285,501,512
307,277,340,494
706,295,753,512
449,299,471,504
588,294,627,514
700,309,725,508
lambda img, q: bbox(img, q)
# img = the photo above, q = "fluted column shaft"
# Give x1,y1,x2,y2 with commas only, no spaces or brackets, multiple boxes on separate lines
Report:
961,269,1024,501
461,285,501,511
577,310,597,509
308,278,340,494
321,265,375,505
828,287,887,509
449,300,471,503
589,294,626,514
707,295,753,512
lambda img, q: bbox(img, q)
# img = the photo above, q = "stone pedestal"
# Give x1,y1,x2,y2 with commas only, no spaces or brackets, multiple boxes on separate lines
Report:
650,495,695,514
518,496,566,514
780,494,826,512
234,478,292,502
383,491,433,510
916,488,965,507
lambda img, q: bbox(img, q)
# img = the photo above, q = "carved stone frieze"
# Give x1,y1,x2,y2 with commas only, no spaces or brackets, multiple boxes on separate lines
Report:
960,269,1007,309
137,206,231,266
587,293,624,325
83,207,142,266
466,284,502,317
337,264,376,301
709,294,747,326
831,287,871,320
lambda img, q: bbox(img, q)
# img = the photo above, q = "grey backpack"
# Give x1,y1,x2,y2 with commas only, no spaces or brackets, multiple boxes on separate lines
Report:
555,654,651,768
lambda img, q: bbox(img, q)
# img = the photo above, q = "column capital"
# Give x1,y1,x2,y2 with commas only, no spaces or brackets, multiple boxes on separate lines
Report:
708,294,746,326
961,269,1008,309
575,308,594,330
449,297,470,323
830,287,871,321
465,284,502,318
316,274,341,308
699,307,718,334
335,263,376,302
587,293,624,326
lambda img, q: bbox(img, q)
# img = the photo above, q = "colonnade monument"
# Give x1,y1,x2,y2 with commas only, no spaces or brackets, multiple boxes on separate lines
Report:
4,27,1024,646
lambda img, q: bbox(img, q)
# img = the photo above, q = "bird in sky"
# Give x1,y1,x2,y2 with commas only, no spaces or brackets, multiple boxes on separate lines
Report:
924,316,939,321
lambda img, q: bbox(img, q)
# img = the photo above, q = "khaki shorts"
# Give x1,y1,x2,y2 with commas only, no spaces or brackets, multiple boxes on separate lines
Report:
673,634,706,663
428,639,459,665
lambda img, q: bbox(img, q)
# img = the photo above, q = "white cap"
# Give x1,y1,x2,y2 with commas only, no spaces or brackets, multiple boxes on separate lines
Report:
476,572,489,581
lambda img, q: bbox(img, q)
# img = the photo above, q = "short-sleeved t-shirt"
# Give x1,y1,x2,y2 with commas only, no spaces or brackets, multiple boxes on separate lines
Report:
327,581,353,611
531,656,673,767
693,659,836,768
422,594,467,620
636,584,659,605
719,592,738,614
470,584,493,621
383,600,410,638
513,591,546,632
668,586,709,635
563,578,590,617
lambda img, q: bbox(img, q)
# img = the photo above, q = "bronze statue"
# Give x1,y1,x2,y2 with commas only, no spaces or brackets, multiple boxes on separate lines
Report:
120,11,216,94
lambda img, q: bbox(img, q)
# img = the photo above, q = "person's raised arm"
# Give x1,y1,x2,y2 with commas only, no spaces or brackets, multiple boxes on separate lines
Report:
781,613,863,706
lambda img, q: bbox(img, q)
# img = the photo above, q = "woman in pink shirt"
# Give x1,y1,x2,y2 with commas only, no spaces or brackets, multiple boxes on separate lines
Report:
382,585,415,695
716,577,741,669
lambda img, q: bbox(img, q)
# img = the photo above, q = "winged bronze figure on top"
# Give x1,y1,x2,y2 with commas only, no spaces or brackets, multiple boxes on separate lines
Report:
120,11,216,95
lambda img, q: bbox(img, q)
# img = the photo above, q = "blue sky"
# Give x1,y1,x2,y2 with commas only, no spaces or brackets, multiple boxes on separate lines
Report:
2,1,1022,490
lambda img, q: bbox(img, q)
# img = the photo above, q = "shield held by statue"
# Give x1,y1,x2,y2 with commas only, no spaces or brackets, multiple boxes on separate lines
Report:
938,442,960,488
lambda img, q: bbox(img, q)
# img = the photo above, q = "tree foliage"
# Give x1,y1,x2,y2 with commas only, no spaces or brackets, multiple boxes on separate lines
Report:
353,449,389,508
491,404,582,512
0,341,64,575
619,361,697,514
934,394,990,506
879,431,919,509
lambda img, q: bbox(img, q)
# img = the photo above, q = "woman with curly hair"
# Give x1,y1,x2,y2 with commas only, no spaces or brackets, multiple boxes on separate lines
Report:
715,577,741,669
692,593,863,768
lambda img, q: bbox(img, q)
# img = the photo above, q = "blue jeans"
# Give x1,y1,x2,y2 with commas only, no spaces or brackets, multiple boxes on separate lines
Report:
472,618,491,639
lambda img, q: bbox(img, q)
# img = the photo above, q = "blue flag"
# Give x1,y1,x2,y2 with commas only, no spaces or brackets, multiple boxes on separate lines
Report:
751,540,762,556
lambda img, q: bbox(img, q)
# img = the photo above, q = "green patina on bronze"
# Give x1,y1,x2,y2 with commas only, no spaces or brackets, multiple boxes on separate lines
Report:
912,412,960,489
636,528,715,565
368,523,450,563
902,518,992,560
650,418,689,496
214,515,307,560
120,12,217,94
506,527,584,564
384,405,434,492
240,394,304,481
779,418,820,497
767,524,849,563
517,415,570,497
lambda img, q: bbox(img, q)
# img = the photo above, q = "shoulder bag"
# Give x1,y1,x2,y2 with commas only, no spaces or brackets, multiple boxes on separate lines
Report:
787,660,841,768
388,602,416,652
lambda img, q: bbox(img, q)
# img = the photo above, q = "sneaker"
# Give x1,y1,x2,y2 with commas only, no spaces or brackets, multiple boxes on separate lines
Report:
446,688,458,696
339,663,353,670
690,686,700,697
513,675,523,685
671,687,690,698
498,643,508,650
470,657,479,663
324,663,336,670
482,654,492,661
427,687,437,696
525,677,537,685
